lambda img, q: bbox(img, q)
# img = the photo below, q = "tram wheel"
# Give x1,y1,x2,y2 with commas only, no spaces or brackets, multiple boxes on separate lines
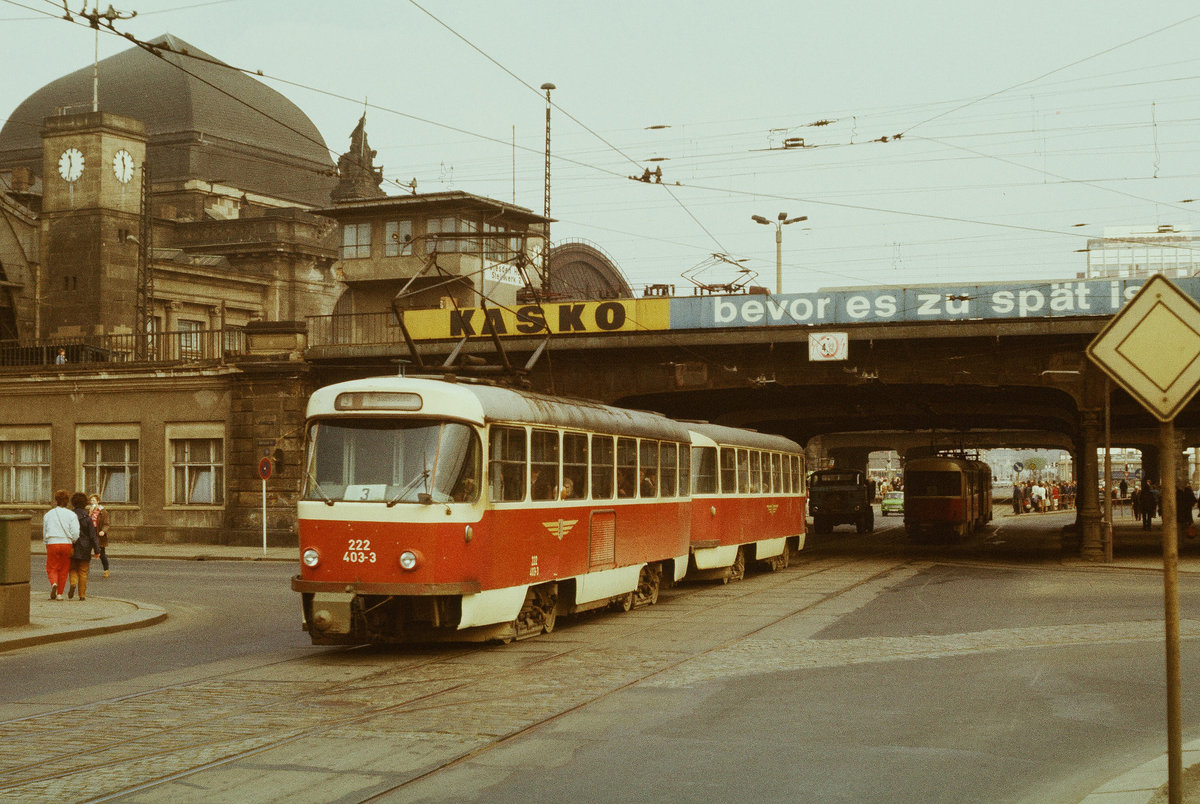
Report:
513,584,558,640
634,564,661,607
723,547,746,584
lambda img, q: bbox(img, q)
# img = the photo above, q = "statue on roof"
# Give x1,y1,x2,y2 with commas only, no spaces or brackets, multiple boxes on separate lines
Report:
331,114,386,202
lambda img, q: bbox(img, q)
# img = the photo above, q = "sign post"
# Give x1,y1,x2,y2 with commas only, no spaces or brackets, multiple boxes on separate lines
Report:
1087,273,1200,804
257,456,273,556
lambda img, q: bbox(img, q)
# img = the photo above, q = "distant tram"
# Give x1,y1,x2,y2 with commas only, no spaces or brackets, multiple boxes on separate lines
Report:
903,455,993,539
291,376,806,645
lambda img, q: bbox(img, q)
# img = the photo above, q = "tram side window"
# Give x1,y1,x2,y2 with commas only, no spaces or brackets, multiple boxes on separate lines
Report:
489,426,526,502
772,453,782,493
719,447,736,494
737,449,750,494
692,446,717,494
562,432,588,499
639,440,659,497
679,441,690,498
592,435,615,499
782,454,793,493
794,456,804,494
659,443,678,497
749,451,763,493
531,429,559,501
617,437,637,498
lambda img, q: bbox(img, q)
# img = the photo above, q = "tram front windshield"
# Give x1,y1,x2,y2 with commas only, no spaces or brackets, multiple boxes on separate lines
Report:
906,470,961,498
304,419,480,504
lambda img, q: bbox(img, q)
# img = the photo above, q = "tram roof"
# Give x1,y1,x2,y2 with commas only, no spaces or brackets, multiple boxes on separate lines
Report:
686,422,802,453
308,376,693,442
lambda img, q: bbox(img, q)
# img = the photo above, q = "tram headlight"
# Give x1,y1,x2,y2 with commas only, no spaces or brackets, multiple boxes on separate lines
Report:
399,550,419,571
302,548,320,568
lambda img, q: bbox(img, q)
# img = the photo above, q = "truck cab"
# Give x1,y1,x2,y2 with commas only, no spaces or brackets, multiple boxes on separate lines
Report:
808,469,874,534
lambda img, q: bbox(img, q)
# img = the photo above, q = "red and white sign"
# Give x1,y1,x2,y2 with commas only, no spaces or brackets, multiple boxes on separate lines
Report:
809,332,849,362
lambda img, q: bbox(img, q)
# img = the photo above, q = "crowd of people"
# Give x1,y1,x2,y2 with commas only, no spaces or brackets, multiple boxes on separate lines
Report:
1118,480,1200,533
1012,475,1200,535
41,490,110,601
1010,480,1077,514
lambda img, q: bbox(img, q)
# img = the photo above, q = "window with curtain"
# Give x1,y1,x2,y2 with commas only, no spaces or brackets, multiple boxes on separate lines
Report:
0,440,50,503
81,439,139,503
177,319,204,358
340,222,371,259
171,438,224,505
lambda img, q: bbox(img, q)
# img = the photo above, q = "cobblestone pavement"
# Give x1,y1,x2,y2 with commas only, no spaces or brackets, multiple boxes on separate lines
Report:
0,554,916,802
0,541,1192,802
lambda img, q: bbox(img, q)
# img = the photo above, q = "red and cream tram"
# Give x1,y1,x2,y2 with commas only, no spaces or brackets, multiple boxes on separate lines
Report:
291,376,806,645
687,423,806,581
903,454,993,539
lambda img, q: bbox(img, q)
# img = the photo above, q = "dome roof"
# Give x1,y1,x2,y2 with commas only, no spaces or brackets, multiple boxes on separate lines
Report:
547,240,633,300
0,34,335,206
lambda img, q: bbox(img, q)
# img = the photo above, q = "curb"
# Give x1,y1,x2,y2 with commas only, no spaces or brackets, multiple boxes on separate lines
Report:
1080,740,1200,803
0,598,167,653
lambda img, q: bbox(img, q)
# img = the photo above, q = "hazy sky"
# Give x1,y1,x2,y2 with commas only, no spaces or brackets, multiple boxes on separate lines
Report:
4,0,1200,293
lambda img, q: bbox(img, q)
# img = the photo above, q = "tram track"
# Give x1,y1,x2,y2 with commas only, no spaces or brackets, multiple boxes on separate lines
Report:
1,553,912,802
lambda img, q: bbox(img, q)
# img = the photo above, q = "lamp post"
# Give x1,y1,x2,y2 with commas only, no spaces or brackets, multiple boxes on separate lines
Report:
752,212,808,294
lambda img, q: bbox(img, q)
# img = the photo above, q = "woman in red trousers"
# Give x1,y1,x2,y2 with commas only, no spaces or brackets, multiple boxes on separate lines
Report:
42,489,79,600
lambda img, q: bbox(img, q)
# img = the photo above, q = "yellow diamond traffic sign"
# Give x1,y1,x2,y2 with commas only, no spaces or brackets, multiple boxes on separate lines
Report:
1087,274,1200,421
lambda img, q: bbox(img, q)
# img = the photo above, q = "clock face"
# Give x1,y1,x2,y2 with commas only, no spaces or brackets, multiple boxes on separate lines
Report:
58,147,84,182
112,149,135,184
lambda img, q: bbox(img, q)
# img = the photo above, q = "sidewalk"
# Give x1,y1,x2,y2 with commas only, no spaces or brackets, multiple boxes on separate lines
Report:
2,542,297,653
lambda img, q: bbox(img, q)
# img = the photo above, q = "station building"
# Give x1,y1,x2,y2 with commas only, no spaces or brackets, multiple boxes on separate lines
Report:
0,34,628,544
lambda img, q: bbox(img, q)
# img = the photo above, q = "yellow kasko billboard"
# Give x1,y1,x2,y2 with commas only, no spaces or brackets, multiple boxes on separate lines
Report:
401,298,671,340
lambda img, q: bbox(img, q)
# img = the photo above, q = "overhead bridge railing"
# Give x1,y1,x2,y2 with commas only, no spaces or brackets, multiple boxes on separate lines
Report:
307,312,402,347
0,328,247,368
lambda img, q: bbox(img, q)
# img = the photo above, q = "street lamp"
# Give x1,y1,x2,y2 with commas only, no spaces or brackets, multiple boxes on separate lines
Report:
752,211,808,294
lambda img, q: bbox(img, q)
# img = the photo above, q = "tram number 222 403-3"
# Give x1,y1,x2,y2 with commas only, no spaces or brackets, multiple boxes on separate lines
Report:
344,539,377,564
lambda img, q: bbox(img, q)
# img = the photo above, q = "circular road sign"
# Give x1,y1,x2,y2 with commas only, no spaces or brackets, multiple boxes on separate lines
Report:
257,456,273,481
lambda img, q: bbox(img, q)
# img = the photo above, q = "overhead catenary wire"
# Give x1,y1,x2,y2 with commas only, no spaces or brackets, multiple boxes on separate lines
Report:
3,0,1199,296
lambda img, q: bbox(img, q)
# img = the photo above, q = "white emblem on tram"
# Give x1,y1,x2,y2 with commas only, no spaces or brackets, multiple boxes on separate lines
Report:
543,519,578,540
766,505,779,515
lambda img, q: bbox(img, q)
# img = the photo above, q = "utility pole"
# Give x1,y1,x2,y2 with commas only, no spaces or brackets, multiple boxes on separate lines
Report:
540,83,555,291
134,162,153,359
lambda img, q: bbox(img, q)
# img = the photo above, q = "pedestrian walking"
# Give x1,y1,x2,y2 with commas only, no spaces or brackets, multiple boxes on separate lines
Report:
1179,482,1198,538
87,494,111,577
42,489,79,600
1139,482,1156,530
67,492,99,600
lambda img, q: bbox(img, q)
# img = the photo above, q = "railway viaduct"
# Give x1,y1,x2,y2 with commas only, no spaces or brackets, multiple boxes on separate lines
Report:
306,275,1200,562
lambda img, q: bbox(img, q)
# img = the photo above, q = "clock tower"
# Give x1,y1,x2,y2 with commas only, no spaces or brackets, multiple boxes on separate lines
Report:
40,111,147,338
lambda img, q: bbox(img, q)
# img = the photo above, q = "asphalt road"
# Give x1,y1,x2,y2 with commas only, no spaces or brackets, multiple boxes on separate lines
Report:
3,558,309,709
3,510,1199,803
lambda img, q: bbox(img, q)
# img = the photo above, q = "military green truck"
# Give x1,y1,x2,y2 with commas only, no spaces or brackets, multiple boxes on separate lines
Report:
808,468,874,534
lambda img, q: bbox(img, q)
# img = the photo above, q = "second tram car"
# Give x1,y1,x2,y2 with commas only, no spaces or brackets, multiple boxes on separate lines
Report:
292,376,807,645
902,455,993,539
687,423,806,580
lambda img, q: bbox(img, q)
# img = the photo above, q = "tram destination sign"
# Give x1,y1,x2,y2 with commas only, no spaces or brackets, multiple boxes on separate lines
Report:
1087,274,1200,422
